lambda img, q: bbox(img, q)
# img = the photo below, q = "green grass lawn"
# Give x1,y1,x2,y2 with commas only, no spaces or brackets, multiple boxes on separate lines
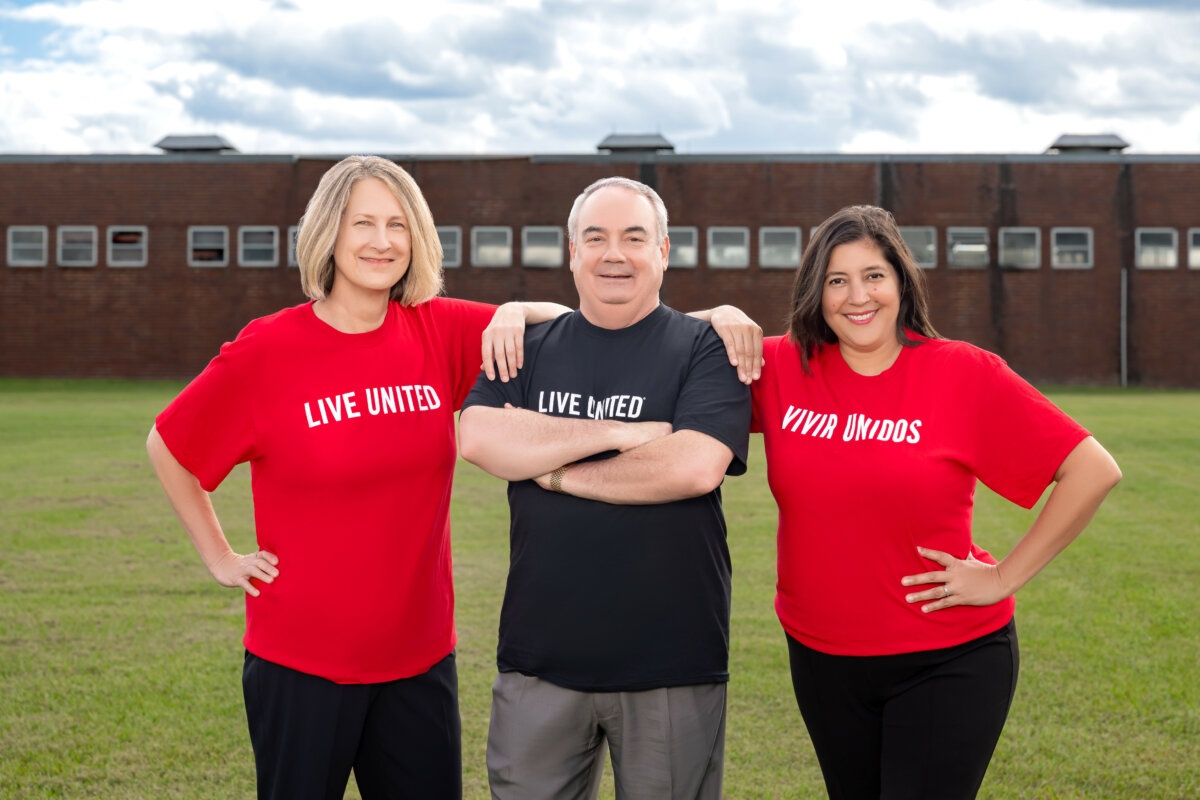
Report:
0,379,1196,798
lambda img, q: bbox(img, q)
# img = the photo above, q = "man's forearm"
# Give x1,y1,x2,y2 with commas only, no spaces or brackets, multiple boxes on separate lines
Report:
548,430,733,505
458,406,669,481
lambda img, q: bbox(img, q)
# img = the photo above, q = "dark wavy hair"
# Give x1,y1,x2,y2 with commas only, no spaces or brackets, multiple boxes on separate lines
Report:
788,205,940,373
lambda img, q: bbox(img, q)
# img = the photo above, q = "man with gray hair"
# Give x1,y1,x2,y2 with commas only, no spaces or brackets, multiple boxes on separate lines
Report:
459,176,751,799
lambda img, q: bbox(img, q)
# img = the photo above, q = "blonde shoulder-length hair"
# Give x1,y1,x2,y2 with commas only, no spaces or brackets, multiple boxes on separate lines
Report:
296,155,443,306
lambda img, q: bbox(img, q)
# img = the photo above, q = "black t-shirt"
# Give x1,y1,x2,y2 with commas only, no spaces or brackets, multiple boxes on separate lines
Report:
463,304,752,691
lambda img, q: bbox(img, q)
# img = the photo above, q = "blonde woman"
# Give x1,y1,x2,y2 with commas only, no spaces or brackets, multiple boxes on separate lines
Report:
147,156,570,800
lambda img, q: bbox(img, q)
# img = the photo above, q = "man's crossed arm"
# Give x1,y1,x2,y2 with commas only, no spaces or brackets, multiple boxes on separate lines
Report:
458,407,733,505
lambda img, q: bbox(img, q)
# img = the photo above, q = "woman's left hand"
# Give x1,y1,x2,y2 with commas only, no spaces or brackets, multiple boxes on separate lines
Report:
901,546,1012,613
481,302,526,382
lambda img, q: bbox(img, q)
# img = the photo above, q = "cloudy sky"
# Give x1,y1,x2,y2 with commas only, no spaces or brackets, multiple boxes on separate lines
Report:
0,0,1196,156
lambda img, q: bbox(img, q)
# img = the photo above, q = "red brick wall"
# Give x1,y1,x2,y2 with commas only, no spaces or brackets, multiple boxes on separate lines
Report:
1,154,1196,386
1124,163,1200,385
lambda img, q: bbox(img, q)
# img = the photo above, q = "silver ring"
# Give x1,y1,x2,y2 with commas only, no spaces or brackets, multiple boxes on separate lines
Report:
943,585,951,598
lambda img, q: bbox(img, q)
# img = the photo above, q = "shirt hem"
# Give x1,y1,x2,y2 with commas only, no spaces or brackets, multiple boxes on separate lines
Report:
245,641,457,685
778,610,1016,657
497,666,730,693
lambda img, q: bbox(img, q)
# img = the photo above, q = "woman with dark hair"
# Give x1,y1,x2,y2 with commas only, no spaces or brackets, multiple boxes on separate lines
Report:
751,205,1121,799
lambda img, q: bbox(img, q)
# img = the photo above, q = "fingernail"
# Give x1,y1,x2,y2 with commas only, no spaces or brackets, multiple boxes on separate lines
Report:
905,594,914,602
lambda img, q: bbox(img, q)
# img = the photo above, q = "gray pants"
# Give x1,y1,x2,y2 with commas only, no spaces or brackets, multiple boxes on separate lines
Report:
486,672,726,800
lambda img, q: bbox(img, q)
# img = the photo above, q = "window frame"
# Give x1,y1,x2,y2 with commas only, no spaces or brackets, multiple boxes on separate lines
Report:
107,225,149,268
899,226,937,269
437,226,461,268
1050,227,1094,269
57,225,99,268
521,226,564,269
238,226,279,268
287,226,299,268
667,226,698,268
471,226,513,268
7,225,49,267
188,226,230,268
707,226,750,269
1187,228,1200,269
1134,227,1178,269
758,226,801,270
998,227,1041,270
946,227,990,269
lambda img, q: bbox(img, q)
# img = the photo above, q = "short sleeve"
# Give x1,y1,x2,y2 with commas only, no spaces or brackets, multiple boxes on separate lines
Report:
425,297,498,410
750,336,788,434
461,325,536,413
965,351,1090,508
155,338,260,492
673,327,753,476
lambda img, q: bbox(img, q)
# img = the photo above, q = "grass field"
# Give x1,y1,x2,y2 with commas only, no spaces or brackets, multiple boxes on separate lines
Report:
0,379,1196,798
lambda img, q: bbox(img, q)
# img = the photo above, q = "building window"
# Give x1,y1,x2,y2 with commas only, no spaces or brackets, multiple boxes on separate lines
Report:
522,226,564,268
1189,229,1200,269
998,227,1040,269
472,227,512,267
899,226,937,268
287,226,299,268
1135,228,1177,269
1050,228,1093,269
947,227,989,268
188,226,229,267
108,226,148,267
238,226,278,267
58,225,98,267
668,227,698,268
437,226,461,268
759,227,801,269
7,225,48,267
708,227,750,269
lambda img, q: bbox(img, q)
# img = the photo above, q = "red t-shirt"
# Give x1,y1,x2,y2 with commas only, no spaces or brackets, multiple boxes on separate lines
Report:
156,298,494,683
752,335,1089,656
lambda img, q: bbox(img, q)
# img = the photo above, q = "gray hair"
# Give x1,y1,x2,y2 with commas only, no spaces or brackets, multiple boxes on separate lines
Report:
566,177,669,246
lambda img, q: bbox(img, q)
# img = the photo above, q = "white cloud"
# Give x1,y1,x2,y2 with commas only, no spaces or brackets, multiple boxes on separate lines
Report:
0,0,1197,154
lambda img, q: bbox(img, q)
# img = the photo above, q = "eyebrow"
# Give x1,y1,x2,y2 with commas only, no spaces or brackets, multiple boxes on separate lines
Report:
582,225,650,237
349,211,407,221
825,264,887,279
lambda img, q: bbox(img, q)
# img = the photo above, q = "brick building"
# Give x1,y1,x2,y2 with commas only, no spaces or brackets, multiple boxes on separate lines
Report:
1,141,1197,386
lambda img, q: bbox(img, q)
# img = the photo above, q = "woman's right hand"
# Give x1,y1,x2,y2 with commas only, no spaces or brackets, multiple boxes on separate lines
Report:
209,550,279,597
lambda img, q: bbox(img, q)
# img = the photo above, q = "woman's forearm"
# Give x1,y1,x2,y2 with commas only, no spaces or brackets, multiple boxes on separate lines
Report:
995,436,1122,595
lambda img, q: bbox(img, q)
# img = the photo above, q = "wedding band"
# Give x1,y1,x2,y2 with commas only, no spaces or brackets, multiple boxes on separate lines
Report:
943,585,951,598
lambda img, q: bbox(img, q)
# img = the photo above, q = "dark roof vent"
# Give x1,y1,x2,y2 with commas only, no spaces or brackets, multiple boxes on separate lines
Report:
597,133,675,154
154,134,239,154
1046,133,1129,154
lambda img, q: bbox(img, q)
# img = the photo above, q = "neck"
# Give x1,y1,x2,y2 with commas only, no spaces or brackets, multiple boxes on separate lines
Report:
579,298,660,330
838,338,903,376
313,284,390,333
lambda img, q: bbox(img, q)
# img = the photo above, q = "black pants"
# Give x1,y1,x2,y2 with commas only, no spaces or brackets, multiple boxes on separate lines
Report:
242,650,462,800
787,619,1018,800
